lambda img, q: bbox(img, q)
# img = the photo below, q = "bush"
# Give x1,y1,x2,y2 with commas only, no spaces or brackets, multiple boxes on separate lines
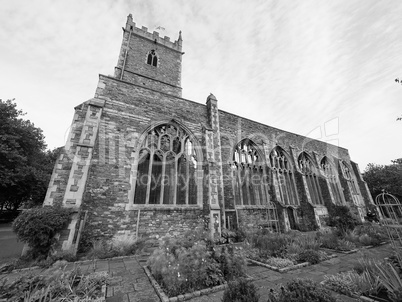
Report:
298,249,320,264
265,257,294,268
319,232,339,250
222,278,259,302
337,239,356,251
268,279,336,302
85,237,146,260
251,232,289,258
12,205,71,258
328,205,358,235
324,271,360,296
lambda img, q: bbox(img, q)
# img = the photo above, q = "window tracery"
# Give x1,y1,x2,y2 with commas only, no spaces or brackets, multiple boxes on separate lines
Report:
269,147,299,206
146,50,158,67
341,161,359,195
321,157,344,205
133,124,198,205
231,140,270,206
298,152,324,205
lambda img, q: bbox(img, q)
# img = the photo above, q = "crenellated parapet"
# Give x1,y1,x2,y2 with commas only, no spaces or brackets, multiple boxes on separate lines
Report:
124,14,182,52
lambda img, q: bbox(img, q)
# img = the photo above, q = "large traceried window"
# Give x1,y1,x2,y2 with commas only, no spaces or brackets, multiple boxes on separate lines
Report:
269,147,299,206
341,161,360,199
321,157,344,205
231,140,270,206
133,124,199,205
298,152,324,206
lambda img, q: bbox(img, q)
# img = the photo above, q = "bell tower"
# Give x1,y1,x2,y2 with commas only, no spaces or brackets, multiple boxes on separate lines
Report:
114,14,184,97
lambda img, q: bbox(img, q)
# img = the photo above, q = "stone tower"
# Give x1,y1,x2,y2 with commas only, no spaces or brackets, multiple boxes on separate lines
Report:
114,14,183,97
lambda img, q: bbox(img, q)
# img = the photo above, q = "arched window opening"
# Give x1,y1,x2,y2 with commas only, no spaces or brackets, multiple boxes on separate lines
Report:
341,161,360,196
269,147,299,206
298,152,324,206
231,140,270,206
134,124,199,205
146,50,158,67
321,157,344,205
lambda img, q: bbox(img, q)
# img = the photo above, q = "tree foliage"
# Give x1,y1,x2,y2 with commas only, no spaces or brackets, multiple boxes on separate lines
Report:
12,205,71,258
0,99,59,212
363,160,402,200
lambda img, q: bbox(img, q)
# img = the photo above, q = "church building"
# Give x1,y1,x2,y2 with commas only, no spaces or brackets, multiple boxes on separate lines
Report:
43,14,374,251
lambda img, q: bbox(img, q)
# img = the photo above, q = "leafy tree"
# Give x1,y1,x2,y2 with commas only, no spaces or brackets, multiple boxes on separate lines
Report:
0,99,58,212
363,160,402,200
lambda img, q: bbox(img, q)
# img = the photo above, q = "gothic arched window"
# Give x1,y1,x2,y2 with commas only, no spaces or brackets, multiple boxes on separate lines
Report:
269,147,299,206
146,50,158,67
298,152,324,206
340,161,359,196
133,124,199,205
231,140,270,206
321,157,344,205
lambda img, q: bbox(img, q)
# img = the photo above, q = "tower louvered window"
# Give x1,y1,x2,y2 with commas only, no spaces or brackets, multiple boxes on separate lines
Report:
134,124,198,205
298,152,324,205
269,147,299,206
146,50,158,67
231,140,270,206
321,157,344,205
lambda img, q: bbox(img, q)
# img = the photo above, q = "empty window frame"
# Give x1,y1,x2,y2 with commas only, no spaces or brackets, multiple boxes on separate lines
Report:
321,157,344,205
298,152,324,206
341,161,359,196
231,140,270,206
134,124,198,205
269,147,299,206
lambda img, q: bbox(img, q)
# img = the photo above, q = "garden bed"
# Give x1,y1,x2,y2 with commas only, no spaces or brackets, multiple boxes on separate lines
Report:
247,253,337,273
144,266,253,302
320,280,387,302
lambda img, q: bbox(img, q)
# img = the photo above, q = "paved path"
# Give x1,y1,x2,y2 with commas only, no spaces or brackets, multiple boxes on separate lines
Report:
0,243,394,302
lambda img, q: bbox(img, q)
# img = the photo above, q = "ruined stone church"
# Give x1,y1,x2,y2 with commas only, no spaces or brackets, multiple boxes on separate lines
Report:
43,14,374,251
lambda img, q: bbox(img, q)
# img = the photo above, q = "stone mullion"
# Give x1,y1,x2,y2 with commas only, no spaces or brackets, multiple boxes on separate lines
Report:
185,156,189,205
159,154,166,205
173,155,178,205
145,151,154,205
237,167,244,205
127,152,140,208
261,168,270,206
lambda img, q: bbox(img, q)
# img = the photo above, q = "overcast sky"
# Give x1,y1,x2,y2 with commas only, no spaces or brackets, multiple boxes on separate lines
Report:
1,0,401,171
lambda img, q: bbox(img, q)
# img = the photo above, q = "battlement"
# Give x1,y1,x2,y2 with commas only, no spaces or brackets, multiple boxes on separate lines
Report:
124,14,182,52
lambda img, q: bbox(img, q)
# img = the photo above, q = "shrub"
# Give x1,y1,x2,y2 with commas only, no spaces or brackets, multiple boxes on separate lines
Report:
214,245,246,281
268,279,336,302
337,239,356,251
328,205,358,235
298,249,320,264
222,278,259,302
251,232,289,258
12,205,71,258
319,232,339,250
354,223,387,246
324,271,360,296
265,257,294,268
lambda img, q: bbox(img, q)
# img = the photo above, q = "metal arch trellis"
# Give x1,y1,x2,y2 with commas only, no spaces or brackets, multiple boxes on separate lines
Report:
375,191,402,250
